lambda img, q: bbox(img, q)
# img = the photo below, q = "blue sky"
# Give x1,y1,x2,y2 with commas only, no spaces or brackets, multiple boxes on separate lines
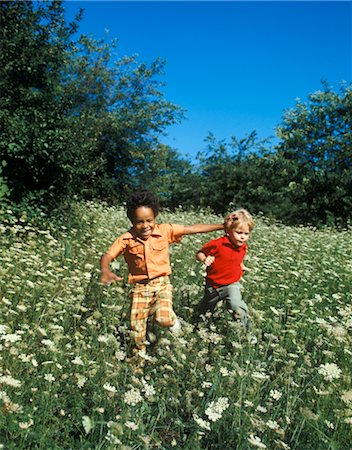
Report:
65,1,351,159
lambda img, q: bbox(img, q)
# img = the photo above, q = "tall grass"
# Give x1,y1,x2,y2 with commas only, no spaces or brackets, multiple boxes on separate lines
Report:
0,201,351,449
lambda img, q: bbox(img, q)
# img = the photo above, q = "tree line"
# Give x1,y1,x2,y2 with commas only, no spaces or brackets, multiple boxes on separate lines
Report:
1,1,351,227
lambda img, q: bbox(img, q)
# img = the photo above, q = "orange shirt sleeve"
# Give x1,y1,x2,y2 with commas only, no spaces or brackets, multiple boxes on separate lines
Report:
161,223,185,244
106,233,129,260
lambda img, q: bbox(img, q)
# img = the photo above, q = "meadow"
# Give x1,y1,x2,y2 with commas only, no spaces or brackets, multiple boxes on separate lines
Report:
0,201,351,449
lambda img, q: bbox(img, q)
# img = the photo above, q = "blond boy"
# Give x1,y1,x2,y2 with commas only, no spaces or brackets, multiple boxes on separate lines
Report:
195,209,255,329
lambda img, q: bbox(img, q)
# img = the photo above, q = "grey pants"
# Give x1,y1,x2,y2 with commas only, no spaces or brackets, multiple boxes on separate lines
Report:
197,282,250,329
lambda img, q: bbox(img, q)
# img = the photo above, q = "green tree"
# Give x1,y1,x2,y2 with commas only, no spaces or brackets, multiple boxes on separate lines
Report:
275,81,352,226
0,1,184,204
190,131,272,214
184,82,352,227
0,0,81,200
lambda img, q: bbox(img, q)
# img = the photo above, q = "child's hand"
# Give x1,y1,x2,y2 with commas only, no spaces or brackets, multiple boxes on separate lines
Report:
224,213,236,233
241,264,251,272
204,255,215,266
100,271,123,285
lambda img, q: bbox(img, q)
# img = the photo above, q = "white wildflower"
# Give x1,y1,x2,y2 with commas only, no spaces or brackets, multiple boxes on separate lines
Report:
341,390,352,405
75,374,87,388
266,419,280,430
256,405,268,413
248,434,267,448
138,350,156,361
325,420,334,429
193,414,211,431
1,333,21,343
41,339,57,351
124,388,143,406
331,326,347,339
205,397,229,422
0,391,10,402
251,371,270,382
16,304,27,312
82,416,93,434
36,327,47,337
141,379,156,397
270,389,283,400
125,421,138,430
44,373,55,383
0,375,22,388
95,407,105,413
270,306,280,316
31,358,38,367
19,419,34,429
115,350,126,361
318,363,342,381
105,430,121,445
103,383,117,394
220,367,230,376
71,356,84,366
18,353,31,363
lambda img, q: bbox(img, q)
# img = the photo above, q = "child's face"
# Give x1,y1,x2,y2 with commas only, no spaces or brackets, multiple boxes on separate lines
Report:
131,206,156,240
228,223,250,248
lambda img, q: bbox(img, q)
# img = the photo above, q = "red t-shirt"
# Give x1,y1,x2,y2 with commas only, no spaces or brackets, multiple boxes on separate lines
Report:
201,235,247,288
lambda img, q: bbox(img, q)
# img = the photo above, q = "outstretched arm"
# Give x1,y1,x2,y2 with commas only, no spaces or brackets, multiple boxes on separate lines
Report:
100,253,123,285
183,223,224,235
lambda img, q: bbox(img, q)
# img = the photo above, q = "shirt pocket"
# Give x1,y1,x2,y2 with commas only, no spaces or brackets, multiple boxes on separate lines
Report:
127,243,144,268
151,242,168,252
151,241,169,265
129,243,144,255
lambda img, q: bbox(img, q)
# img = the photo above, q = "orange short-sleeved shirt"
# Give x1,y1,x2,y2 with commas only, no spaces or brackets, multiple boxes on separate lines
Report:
106,223,185,284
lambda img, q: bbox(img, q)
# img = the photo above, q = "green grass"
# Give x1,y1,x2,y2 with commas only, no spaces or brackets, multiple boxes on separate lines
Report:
0,201,351,449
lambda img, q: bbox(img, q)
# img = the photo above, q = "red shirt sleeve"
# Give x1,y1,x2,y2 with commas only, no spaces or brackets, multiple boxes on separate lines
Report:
201,238,218,256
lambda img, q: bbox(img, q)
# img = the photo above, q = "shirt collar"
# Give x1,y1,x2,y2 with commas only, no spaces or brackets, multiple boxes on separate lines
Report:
224,234,245,250
123,224,162,241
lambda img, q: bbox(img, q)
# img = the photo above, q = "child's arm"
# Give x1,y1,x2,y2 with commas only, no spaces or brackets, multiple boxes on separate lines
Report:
100,253,123,285
197,251,215,267
183,223,224,235
240,262,251,272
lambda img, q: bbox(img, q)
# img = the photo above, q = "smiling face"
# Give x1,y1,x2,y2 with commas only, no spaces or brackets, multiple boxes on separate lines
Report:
227,223,250,248
131,206,156,240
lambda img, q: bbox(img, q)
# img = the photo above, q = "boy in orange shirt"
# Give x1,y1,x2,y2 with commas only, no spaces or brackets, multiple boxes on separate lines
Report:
195,208,255,330
100,190,224,356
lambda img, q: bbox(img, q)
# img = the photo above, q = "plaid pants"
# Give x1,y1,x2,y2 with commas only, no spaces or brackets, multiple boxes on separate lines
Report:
130,276,176,352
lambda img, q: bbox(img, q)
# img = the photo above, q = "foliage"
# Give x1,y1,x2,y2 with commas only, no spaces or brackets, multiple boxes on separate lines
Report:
0,201,351,448
275,81,352,226
0,1,184,204
0,161,10,205
0,0,79,200
1,1,350,227
170,82,352,228
169,131,277,215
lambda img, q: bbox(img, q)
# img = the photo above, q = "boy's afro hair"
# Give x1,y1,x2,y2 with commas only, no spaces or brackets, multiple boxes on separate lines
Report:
126,190,160,221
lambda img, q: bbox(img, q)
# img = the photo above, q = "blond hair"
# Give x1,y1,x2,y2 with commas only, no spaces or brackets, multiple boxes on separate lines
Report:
225,208,255,232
